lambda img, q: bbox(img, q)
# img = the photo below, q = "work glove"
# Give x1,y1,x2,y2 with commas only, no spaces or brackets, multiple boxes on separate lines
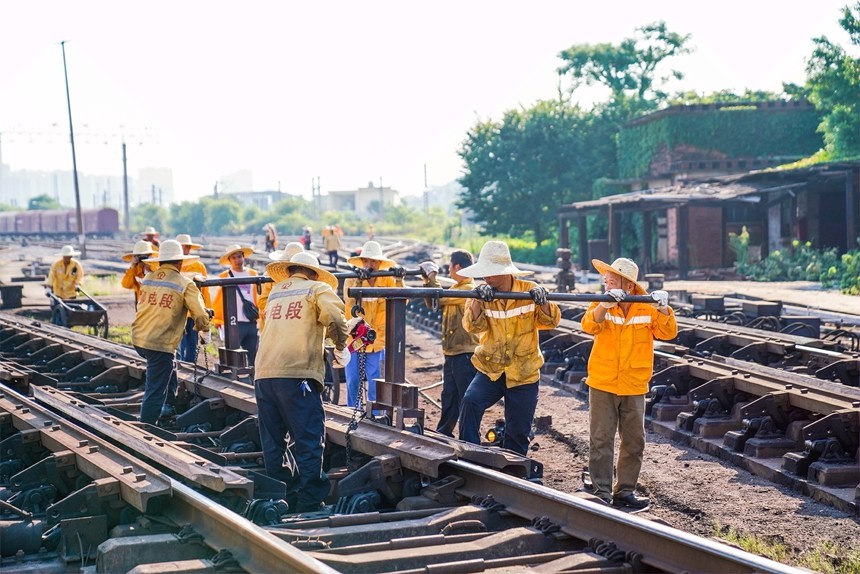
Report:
600,288,626,309
44,286,53,296
332,346,351,368
529,286,548,306
650,290,669,308
346,316,364,334
389,265,406,278
206,308,215,319
419,261,439,279
354,267,372,282
474,284,496,302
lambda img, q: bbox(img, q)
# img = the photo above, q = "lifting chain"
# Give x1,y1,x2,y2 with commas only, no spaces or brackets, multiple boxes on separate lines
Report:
344,347,368,469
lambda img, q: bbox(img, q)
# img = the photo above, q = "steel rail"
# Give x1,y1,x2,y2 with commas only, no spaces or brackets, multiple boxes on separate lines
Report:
349,287,658,303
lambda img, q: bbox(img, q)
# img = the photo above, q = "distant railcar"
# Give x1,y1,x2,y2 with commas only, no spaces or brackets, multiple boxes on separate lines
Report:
0,208,120,238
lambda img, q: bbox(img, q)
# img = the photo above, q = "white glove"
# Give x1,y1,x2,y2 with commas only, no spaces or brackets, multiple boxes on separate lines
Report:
346,317,363,334
600,288,626,309
419,261,439,279
651,290,669,308
332,346,351,368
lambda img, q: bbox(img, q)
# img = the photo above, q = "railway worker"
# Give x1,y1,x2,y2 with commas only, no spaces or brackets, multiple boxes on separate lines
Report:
581,257,677,509
456,240,561,456
419,250,479,437
211,245,260,369
257,242,307,330
255,251,351,513
46,245,85,313
322,225,342,268
120,240,158,302
131,240,211,425
263,223,278,253
343,240,406,409
176,234,210,363
141,226,160,248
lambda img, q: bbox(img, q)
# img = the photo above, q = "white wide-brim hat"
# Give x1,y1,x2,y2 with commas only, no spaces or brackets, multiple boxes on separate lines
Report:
175,234,203,250
148,240,200,262
267,252,338,290
122,240,158,262
269,241,312,261
346,240,395,269
57,245,81,257
458,240,531,278
592,257,647,295
141,226,159,236
219,244,255,266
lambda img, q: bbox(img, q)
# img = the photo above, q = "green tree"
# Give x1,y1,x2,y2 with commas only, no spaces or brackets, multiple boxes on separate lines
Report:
168,201,206,236
204,197,244,234
28,194,61,210
130,203,169,236
805,2,860,159
557,21,692,110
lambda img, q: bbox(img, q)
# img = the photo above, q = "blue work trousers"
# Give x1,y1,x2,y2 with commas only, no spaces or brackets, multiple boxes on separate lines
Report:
255,378,330,509
135,346,178,424
436,353,476,437
177,317,198,363
345,350,384,407
458,371,538,456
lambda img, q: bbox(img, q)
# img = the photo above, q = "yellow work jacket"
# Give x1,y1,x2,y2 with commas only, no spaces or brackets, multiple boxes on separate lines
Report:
47,258,83,299
343,274,404,353
257,279,274,331
211,268,259,327
131,263,211,354
323,232,341,252
424,276,479,356
581,302,678,396
463,278,561,387
255,273,350,389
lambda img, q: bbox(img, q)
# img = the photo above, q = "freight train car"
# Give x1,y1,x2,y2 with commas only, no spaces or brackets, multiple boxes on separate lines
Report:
0,208,119,239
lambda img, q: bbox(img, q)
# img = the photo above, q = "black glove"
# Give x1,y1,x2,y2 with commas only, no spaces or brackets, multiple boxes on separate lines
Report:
206,308,215,319
474,284,496,302
529,286,548,306
354,267,372,281
389,265,406,278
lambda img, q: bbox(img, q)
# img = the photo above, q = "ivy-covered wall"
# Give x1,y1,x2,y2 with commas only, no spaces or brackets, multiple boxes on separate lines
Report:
618,102,823,179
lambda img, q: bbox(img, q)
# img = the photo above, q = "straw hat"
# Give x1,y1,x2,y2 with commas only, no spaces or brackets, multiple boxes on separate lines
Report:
122,240,158,262
148,240,200,263
141,226,159,236
175,234,203,250
57,245,81,257
458,241,531,278
269,241,308,261
592,257,647,295
346,241,395,269
267,252,338,290
219,244,255,266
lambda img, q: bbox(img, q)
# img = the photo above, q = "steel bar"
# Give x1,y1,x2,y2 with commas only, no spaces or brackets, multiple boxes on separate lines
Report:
348,287,657,303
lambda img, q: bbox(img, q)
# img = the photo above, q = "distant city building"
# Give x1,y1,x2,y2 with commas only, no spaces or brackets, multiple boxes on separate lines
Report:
217,190,296,210
0,163,132,210
218,170,254,194
325,181,400,218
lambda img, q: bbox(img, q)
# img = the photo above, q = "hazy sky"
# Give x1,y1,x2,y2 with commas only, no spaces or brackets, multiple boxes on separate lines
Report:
0,1,852,201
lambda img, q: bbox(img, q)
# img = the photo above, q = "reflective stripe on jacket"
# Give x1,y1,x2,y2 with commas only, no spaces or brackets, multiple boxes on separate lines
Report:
463,278,561,387
255,273,349,388
424,276,479,356
581,302,678,396
343,274,404,353
131,263,211,354
47,258,83,299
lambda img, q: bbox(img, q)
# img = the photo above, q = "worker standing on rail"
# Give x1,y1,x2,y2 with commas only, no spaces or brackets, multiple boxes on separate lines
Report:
175,234,210,363
263,223,279,253
457,240,561,455
322,225,342,268
581,257,677,509
131,240,211,425
120,240,158,302
140,226,160,248
419,250,479,437
211,245,260,369
343,241,406,409
255,252,352,513
257,242,307,330
45,245,85,324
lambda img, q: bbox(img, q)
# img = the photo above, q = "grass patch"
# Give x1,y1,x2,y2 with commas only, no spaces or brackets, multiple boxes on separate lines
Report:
80,274,124,297
107,325,133,346
715,523,860,573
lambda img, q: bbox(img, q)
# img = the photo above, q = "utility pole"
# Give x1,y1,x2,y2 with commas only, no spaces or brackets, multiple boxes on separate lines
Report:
423,164,429,211
379,176,384,221
122,141,130,234
60,41,85,258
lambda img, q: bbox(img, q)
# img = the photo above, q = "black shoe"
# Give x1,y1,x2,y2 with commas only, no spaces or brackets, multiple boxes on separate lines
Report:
612,493,650,509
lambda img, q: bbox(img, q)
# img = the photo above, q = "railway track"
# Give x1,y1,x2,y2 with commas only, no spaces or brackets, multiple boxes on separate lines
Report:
0,314,808,573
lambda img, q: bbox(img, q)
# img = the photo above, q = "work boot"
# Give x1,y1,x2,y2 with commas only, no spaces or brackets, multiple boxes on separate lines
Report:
612,493,650,509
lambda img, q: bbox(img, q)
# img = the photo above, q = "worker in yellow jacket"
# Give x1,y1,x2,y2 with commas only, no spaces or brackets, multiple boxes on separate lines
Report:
581,257,677,509
46,245,84,300
121,240,158,303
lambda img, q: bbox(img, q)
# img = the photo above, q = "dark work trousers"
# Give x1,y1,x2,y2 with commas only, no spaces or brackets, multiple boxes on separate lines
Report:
135,346,178,424
255,377,330,510
458,371,539,455
436,352,476,437
328,250,338,268
236,321,259,368
177,317,198,363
